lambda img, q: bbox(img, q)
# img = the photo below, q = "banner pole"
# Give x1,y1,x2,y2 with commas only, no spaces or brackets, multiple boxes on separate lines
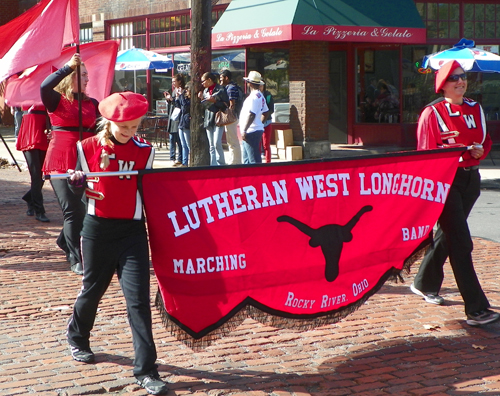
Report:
45,170,139,180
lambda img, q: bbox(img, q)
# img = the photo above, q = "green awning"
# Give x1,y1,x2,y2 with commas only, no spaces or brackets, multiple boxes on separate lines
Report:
212,0,426,47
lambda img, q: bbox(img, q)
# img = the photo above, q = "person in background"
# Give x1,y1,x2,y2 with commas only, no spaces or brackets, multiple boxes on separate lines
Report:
163,74,184,166
219,69,242,165
41,53,99,275
198,72,229,166
66,92,168,395
259,80,275,163
11,106,24,139
15,104,50,222
239,71,268,164
175,82,191,167
410,60,499,326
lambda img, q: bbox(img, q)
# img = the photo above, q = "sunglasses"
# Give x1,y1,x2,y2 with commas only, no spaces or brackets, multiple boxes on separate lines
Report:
446,73,467,82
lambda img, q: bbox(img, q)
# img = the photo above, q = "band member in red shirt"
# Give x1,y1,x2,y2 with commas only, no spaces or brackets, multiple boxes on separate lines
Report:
16,104,50,222
41,53,99,274
66,92,168,395
410,60,499,326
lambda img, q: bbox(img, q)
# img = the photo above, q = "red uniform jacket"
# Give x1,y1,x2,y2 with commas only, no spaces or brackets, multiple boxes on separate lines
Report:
417,97,492,168
77,135,155,220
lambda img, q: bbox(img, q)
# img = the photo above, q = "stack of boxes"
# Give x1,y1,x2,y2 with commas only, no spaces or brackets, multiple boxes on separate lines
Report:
274,129,303,161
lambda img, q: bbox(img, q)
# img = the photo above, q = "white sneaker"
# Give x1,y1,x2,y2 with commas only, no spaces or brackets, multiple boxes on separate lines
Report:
410,282,444,305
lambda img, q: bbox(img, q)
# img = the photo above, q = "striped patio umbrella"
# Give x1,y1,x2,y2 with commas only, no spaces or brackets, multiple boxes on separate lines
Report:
423,38,500,72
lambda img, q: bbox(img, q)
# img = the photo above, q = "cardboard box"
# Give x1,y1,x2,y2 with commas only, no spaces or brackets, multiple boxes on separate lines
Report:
286,146,303,161
277,148,287,160
276,129,293,149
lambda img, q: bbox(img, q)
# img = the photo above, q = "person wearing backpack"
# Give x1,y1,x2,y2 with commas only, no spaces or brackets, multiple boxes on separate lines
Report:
219,69,242,164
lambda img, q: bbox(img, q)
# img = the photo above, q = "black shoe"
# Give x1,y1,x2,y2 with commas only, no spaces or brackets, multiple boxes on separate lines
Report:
71,262,83,275
466,309,500,326
136,373,169,395
70,346,95,363
35,213,50,222
26,208,35,216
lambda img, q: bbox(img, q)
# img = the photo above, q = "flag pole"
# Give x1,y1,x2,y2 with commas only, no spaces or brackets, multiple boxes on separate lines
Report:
76,44,83,141
0,132,22,172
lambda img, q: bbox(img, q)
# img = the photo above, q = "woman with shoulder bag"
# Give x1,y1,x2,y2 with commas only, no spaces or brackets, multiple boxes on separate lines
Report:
197,72,229,166
175,82,191,167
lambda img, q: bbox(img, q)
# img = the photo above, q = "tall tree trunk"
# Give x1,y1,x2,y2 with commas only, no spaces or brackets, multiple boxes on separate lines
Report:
190,0,212,166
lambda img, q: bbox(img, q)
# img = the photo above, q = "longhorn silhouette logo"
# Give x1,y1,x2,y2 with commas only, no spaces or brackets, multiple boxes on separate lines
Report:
278,205,373,282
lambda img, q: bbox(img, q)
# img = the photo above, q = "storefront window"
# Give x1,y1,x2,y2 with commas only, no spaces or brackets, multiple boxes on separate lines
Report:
110,20,146,51
464,3,500,39
211,50,246,89
112,70,148,95
80,23,93,44
416,2,459,40
246,49,289,122
173,52,191,76
356,47,400,123
150,13,191,48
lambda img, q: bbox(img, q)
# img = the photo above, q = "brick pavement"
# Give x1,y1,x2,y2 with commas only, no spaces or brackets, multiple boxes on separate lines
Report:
2,164,500,396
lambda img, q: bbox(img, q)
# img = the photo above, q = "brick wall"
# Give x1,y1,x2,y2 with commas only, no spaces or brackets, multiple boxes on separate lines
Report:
289,41,329,143
0,0,20,26
80,0,231,24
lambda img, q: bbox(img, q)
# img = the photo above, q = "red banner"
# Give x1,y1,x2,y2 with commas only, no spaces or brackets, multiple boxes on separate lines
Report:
142,150,462,346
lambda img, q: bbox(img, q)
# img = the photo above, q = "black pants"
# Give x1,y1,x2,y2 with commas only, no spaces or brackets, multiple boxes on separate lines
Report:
50,179,85,265
22,149,46,214
413,168,490,314
67,233,158,377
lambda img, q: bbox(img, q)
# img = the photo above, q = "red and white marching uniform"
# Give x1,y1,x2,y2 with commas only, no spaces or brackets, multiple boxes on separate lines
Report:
77,135,154,220
417,97,492,168
16,104,49,152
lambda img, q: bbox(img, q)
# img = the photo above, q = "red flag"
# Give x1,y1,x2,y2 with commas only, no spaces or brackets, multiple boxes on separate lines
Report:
4,41,119,107
0,0,79,82
141,149,463,347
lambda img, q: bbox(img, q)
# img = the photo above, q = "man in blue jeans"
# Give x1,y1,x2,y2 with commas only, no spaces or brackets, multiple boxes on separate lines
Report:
239,71,268,164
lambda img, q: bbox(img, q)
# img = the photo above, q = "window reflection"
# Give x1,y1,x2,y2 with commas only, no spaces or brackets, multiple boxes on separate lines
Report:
247,49,290,122
357,48,400,123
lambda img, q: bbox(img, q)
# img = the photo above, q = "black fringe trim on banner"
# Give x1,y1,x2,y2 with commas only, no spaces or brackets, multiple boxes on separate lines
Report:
388,232,433,283
154,232,435,350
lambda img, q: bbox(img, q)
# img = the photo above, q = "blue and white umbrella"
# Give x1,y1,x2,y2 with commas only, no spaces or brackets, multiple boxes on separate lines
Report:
115,48,173,71
423,38,500,72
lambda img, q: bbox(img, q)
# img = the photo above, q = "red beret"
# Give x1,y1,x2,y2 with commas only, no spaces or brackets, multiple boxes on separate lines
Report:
435,60,462,93
98,92,149,122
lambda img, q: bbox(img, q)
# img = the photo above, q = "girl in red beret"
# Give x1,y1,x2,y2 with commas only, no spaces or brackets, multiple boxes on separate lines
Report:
66,92,168,395
410,60,499,327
